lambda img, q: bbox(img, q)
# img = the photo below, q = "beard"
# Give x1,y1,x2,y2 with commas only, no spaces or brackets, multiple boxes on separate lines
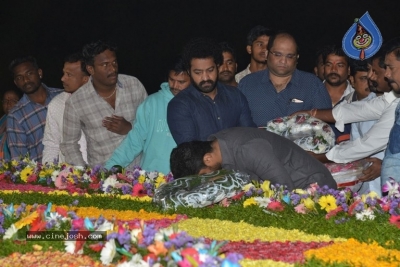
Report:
325,73,346,86
192,79,217,94
218,71,234,83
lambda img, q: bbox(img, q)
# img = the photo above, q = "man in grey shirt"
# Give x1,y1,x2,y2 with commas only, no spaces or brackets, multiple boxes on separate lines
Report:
61,40,147,167
170,127,336,191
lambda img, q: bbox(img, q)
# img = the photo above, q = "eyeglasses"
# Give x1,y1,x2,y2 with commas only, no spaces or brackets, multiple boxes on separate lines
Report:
2,99,19,105
269,51,298,60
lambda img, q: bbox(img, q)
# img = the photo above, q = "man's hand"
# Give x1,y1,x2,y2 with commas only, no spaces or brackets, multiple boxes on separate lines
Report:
290,110,311,117
307,151,332,163
102,115,132,135
358,158,382,182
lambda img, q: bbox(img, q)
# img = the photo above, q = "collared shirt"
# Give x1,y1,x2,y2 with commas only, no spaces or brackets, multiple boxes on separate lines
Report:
238,69,332,126
60,74,147,167
42,92,88,164
167,82,256,145
328,91,399,163
235,64,251,83
324,80,354,107
7,85,63,162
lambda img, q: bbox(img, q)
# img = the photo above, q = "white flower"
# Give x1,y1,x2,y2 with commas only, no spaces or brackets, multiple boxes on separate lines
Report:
131,228,142,243
147,171,158,180
74,165,84,171
96,220,114,232
254,197,272,208
102,175,119,192
51,170,60,182
3,224,18,240
82,172,91,182
154,227,176,242
355,209,375,221
45,212,66,229
117,254,149,267
64,240,83,254
100,238,117,265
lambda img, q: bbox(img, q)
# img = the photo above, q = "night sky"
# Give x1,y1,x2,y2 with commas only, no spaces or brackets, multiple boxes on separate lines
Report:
1,0,399,96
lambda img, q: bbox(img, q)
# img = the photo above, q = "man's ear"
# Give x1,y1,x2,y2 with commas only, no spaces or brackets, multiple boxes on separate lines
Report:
83,75,89,83
203,152,213,167
313,66,318,76
86,65,94,75
349,75,355,87
246,45,252,55
38,69,43,79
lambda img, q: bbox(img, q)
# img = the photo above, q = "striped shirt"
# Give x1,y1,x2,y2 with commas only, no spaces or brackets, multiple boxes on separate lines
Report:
60,74,147,167
7,85,63,162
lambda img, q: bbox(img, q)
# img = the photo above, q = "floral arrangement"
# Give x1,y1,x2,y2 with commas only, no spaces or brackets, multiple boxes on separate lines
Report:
265,114,335,154
240,179,400,227
0,157,173,198
0,200,242,266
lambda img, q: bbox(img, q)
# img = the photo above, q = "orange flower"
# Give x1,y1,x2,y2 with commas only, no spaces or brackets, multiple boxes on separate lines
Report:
147,240,168,256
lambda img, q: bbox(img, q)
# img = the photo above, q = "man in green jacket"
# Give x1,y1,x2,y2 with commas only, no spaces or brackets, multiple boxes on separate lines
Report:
105,57,190,173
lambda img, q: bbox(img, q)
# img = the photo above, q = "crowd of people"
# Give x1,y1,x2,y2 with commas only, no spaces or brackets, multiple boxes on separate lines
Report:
1,25,400,196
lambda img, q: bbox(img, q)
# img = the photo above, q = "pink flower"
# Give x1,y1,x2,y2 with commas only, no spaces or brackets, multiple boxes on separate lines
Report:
389,215,400,228
27,174,38,183
132,183,146,197
55,207,68,217
55,172,68,189
294,204,307,214
267,201,284,211
72,218,84,229
325,206,343,219
220,198,231,207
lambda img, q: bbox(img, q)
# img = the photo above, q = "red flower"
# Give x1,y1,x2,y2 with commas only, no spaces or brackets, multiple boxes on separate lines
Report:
132,183,147,197
55,207,68,217
27,174,38,183
0,173,7,181
348,199,361,215
89,183,101,190
389,215,400,228
325,206,343,219
231,191,245,200
143,253,157,262
267,201,284,211
89,243,104,252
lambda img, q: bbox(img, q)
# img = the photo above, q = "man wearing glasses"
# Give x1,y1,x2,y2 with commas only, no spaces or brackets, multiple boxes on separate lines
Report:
238,32,331,127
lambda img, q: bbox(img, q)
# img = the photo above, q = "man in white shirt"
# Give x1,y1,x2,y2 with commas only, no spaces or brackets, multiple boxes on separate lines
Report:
295,49,396,189
42,53,89,164
322,45,354,107
235,25,275,83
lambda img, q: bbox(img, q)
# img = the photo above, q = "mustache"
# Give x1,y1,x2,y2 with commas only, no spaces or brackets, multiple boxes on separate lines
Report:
107,73,117,78
327,73,340,78
199,80,214,86
220,71,233,75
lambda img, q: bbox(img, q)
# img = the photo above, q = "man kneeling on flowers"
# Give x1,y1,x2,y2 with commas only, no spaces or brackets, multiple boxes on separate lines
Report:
170,127,337,191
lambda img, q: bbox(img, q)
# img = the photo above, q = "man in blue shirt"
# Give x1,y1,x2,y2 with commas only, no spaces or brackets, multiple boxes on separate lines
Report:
238,32,332,127
167,38,256,145
7,56,62,162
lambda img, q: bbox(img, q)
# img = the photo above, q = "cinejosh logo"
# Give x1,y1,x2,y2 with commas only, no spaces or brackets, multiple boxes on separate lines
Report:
26,231,106,241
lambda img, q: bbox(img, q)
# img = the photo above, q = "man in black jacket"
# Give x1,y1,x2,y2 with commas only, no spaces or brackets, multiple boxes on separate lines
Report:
170,127,337,191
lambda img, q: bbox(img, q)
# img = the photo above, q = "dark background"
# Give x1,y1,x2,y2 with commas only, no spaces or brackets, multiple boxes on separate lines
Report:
1,0,399,97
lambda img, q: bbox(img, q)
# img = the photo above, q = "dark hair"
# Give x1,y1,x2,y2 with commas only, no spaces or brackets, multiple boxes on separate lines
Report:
349,59,369,76
1,88,23,100
314,45,331,66
219,41,236,61
64,52,90,76
322,44,349,65
246,25,275,46
9,56,39,72
182,37,223,71
267,31,299,54
82,40,117,66
369,48,386,69
382,36,400,60
170,141,213,178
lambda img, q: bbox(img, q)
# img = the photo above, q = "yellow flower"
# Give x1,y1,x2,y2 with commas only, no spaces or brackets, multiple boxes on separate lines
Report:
154,176,166,188
318,195,337,212
11,160,18,167
243,197,257,207
294,189,307,195
20,167,34,183
302,198,315,210
14,211,38,229
39,169,54,177
138,175,145,183
242,183,255,192
260,180,273,197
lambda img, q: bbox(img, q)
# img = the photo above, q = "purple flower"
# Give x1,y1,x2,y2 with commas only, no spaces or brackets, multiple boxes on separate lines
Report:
71,200,79,206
